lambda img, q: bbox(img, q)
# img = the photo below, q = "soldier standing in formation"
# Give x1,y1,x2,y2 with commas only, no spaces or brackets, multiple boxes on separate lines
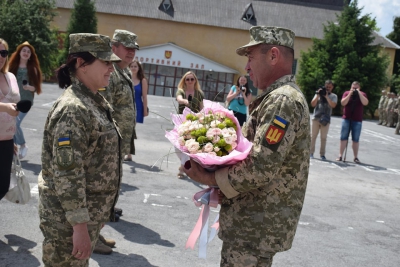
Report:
381,91,389,126
95,29,139,254
184,26,310,267
377,90,387,125
386,92,395,127
38,33,122,267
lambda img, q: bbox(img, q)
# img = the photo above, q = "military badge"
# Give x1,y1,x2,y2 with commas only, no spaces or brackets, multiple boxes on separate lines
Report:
263,115,289,150
56,135,75,170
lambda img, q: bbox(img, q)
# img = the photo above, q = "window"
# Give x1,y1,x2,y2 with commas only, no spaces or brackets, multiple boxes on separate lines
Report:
159,0,174,12
242,3,255,21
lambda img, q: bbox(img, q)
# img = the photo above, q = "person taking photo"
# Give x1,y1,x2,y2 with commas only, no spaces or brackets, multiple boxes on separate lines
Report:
310,80,337,160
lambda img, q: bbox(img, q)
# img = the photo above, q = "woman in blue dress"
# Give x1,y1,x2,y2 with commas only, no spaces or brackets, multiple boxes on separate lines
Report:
129,60,148,123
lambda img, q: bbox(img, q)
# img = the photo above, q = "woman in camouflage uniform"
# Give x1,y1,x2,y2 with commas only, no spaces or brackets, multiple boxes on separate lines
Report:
38,33,122,267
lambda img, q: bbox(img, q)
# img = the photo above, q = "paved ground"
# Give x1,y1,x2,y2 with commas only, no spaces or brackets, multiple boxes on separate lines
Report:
0,83,399,267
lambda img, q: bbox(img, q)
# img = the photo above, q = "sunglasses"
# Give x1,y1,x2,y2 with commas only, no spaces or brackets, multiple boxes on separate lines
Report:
0,50,9,58
185,78,195,81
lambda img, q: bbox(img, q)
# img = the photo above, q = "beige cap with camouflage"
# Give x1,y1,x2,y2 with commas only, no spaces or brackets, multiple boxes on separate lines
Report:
236,26,295,56
112,29,139,49
69,33,121,62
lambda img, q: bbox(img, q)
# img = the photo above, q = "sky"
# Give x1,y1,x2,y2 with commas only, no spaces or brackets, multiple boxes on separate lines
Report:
356,0,400,37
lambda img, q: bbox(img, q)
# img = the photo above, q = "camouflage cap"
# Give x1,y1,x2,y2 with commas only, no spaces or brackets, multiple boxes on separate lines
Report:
236,26,295,56
112,29,139,49
69,33,121,62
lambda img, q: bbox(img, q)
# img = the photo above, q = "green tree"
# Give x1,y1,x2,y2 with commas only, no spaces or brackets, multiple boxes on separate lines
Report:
58,0,97,65
0,0,59,77
297,0,390,118
386,17,400,76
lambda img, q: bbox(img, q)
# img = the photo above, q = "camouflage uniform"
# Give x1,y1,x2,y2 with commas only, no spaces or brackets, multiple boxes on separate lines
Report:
99,29,139,156
216,26,310,267
39,33,122,267
392,95,398,128
386,93,395,127
378,91,386,125
382,95,389,126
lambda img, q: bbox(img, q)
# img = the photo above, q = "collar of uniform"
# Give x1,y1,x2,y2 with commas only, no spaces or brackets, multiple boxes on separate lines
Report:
71,76,111,111
113,62,133,86
250,74,296,109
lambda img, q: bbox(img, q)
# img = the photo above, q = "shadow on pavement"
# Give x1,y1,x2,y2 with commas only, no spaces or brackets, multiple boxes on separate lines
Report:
20,161,42,176
0,235,41,267
125,161,161,174
119,183,139,195
108,219,175,247
92,251,159,267
326,158,390,171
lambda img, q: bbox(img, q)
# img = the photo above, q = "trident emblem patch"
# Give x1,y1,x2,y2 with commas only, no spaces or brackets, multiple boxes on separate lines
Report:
265,125,284,145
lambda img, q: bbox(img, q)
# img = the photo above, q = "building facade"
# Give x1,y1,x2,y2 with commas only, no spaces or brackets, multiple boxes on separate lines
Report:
53,0,399,100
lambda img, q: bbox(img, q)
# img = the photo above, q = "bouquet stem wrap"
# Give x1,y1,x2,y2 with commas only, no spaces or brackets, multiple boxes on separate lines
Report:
185,187,220,258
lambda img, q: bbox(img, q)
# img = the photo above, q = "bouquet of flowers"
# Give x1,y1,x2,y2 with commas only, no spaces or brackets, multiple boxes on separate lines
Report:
165,99,252,170
165,100,253,258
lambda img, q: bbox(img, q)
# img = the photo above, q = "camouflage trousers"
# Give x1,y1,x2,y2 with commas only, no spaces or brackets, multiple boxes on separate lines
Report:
220,242,276,267
378,108,384,123
40,220,102,267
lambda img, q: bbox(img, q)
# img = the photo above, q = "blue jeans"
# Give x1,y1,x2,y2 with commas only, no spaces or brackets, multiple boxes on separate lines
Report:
14,111,28,145
340,119,362,142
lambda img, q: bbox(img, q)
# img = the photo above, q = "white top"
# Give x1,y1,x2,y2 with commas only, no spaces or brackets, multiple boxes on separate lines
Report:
0,72,20,140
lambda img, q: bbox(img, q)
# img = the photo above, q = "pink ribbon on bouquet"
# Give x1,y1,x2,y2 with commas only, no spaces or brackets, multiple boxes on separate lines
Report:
185,187,220,258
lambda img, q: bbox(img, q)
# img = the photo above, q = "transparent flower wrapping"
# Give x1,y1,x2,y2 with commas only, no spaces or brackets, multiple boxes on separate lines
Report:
165,100,253,170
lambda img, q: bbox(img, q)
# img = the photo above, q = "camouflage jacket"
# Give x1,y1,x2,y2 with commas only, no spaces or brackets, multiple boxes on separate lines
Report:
215,75,310,254
39,79,122,226
100,63,136,155
378,95,385,109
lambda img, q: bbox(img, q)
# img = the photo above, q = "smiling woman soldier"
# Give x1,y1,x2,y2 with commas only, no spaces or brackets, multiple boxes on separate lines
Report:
38,33,122,267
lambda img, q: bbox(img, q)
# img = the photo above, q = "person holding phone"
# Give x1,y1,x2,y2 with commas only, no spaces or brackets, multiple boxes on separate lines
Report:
225,75,252,126
8,41,42,159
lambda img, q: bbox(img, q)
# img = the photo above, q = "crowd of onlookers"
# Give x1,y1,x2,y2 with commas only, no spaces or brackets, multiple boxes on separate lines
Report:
377,90,400,135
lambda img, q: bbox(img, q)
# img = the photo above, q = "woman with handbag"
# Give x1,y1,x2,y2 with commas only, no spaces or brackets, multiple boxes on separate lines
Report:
225,75,252,126
38,33,122,266
8,41,43,159
0,38,20,201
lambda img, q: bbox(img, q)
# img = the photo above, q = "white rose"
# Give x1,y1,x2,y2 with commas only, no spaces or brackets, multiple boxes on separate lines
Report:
203,142,214,153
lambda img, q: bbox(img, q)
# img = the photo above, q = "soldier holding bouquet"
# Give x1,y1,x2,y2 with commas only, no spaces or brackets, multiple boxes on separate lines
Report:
184,26,311,267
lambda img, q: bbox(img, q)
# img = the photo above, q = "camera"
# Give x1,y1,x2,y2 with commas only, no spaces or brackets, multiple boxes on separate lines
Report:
240,85,246,92
316,86,326,97
351,89,359,100
22,80,28,85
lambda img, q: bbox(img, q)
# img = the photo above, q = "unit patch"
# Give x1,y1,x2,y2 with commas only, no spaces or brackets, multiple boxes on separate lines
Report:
56,134,74,170
263,115,290,150
56,146,75,170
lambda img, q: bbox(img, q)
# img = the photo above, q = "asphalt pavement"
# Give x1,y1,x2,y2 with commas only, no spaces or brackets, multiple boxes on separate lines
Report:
0,83,399,267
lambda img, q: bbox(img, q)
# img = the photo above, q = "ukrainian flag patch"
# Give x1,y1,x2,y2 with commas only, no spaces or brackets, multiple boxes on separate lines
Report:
58,136,71,146
273,115,288,129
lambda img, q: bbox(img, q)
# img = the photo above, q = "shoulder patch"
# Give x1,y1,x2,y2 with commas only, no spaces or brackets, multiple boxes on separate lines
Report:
56,146,75,170
58,136,71,146
263,115,290,150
